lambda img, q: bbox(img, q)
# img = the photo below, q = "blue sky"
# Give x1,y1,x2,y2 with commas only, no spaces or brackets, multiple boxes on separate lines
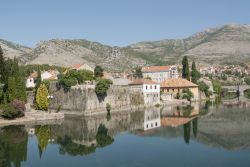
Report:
0,0,249,47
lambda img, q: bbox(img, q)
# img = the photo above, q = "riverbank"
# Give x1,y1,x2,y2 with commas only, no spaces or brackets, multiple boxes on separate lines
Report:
0,110,64,127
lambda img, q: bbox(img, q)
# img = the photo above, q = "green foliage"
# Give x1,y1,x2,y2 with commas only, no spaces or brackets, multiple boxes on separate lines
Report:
0,46,5,84
191,61,200,83
57,135,96,156
58,69,94,91
212,80,222,96
106,103,111,113
94,65,104,78
0,103,18,119
183,121,191,144
96,124,114,147
182,56,190,80
35,84,49,111
244,77,250,85
0,126,28,167
15,75,27,102
35,125,51,155
198,81,211,97
182,89,193,102
95,79,113,96
243,89,250,99
133,67,143,79
7,77,16,102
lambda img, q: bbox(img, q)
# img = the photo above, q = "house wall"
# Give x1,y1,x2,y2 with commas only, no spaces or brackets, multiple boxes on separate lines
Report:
142,68,178,83
78,64,94,72
143,107,161,130
161,87,199,100
26,78,35,88
41,72,52,81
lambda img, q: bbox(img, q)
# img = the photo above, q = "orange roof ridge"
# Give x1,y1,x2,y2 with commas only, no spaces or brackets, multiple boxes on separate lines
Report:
129,79,157,85
142,66,173,72
160,78,198,88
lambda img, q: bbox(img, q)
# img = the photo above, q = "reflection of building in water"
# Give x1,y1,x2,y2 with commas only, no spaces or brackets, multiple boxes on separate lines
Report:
144,108,161,130
161,104,200,127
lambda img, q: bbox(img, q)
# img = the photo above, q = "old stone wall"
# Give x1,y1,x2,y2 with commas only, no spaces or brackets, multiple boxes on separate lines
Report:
49,83,145,114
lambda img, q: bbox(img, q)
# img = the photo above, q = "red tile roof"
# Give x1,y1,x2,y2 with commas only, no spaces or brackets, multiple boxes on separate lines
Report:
142,66,172,72
160,78,198,88
129,79,157,85
72,64,82,69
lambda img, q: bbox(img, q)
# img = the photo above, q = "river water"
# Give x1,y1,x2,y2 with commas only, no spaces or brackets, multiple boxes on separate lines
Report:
1,101,250,167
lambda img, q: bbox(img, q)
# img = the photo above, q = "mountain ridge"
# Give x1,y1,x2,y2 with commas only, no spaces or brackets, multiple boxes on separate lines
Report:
1,24,250,71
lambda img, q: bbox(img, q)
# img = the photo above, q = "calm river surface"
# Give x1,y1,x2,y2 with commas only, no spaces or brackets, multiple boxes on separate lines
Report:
1,101,250,167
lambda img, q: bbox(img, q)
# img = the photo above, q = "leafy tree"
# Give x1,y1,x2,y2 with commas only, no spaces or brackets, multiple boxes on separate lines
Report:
7,77,16,102
212,80,222,96
15,75,27,102
35,84,49,110
77,70,94,83
96,124,114,147
0,103,18,119
94,65,104,78
182,56,190,80
95,79,113,96
198,81,211,97
191,61,199,83
133,67,143,79
182,89,193,102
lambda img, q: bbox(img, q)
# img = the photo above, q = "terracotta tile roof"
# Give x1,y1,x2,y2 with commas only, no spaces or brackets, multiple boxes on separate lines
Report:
72,64,82,69
160,78,198,88
161,117,195,127
142,66,172,72
129,79,157,85
28,72,38,79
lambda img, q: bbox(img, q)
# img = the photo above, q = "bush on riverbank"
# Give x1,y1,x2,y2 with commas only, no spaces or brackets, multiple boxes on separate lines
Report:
0,99,26,119
95,79,113,96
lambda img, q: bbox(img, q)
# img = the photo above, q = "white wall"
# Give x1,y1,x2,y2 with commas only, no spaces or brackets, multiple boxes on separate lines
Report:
26,78,35,88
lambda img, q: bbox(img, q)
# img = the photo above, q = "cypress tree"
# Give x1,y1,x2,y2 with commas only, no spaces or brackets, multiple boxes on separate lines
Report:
182,56,190,80
191,61,198,83
0,46,5,83
36,84,49,110
7,77,16,102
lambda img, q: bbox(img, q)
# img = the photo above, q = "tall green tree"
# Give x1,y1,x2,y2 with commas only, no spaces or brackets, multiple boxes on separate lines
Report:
7,77,16,102
36,84,49,110
134,67,143,79
191,61,199,83
15,75,27,102
0,46,5,84
94,66,104,78
182,56,190,80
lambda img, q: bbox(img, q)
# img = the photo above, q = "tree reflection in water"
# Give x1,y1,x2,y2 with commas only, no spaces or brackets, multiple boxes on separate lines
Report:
183,118,198,144
35,125,51,158
0,125,28,167
56,124,114,156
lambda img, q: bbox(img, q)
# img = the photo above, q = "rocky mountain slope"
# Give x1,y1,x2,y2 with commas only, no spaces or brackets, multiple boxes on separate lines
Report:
0,39,31,59
1,24,250,71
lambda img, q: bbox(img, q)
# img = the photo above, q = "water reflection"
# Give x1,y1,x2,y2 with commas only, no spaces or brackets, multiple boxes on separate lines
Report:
1,101,250,167
0,126,28,167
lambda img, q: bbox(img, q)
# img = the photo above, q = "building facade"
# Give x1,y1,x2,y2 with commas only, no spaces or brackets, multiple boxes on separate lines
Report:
129,79,160,105
160,78,199,100
26,72,38,88
142,66,178,83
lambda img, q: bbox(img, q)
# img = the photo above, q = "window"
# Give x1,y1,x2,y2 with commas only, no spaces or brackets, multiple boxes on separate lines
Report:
155,85,157,89
147,124,148,128
167,89,169,92
146,85,147,90
151,123,153,127
155,122,158,126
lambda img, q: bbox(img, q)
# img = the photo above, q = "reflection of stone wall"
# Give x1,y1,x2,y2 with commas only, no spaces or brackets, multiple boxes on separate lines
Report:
49,83,145,114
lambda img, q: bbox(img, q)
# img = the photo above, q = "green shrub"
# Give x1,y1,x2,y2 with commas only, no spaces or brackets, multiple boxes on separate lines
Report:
95,79,113,96
182,89,194,102
106,103,111,113
0,103,19,119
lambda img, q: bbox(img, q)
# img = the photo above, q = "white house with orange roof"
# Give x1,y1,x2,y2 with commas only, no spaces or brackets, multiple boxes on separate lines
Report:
26,71,38,88
41,70,59,81
71,63,94,72
142,65,178,83
129,79,160,105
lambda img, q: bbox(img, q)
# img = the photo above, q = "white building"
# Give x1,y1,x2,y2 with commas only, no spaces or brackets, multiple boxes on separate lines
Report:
129,79,160,105
41,70,59,81
71,63,94,72
144,108,161,131
142,65,178,83
26,72,38,88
